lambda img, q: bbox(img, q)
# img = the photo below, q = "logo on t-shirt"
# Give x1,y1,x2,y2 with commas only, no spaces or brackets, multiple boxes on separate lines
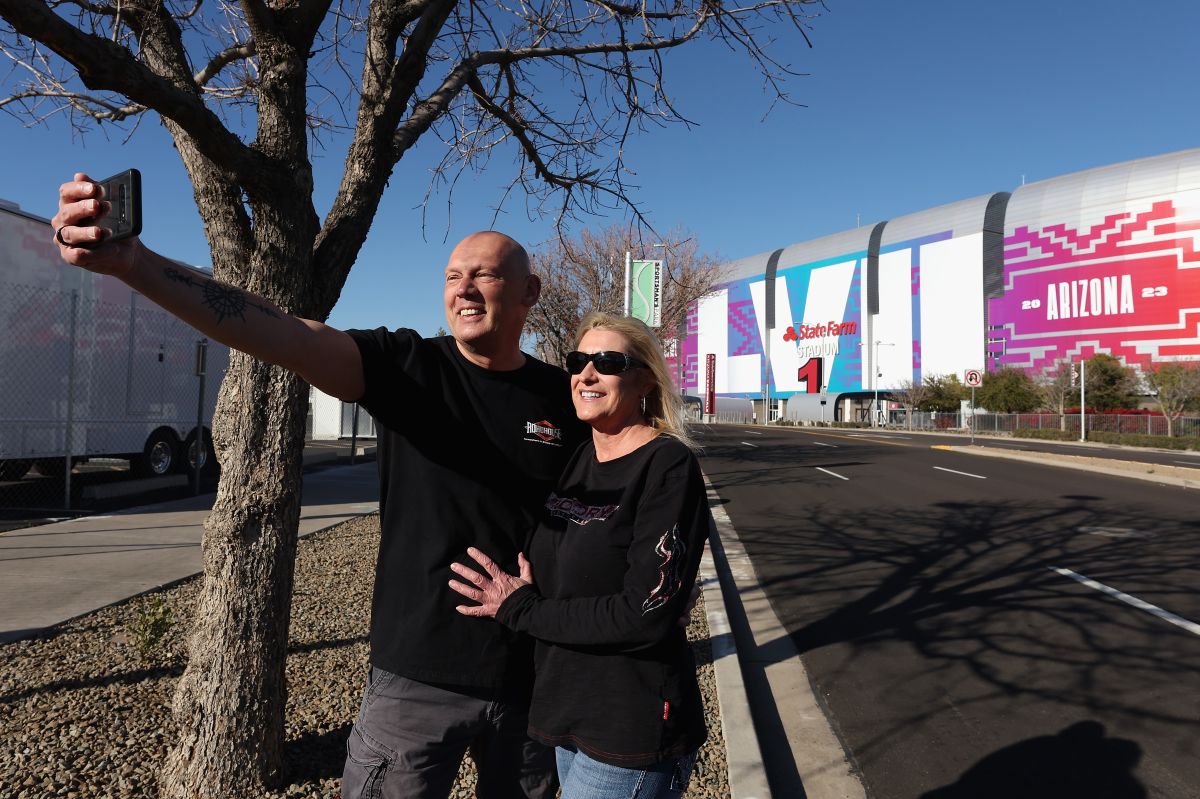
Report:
545,492,619,525
524,420,564,446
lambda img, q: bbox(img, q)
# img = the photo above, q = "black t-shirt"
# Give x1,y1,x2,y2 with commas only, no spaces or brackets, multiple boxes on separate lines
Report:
348,328,588,688
497,436,710,767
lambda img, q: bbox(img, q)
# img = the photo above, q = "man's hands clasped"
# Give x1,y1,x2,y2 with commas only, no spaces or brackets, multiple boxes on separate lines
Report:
449,547,533,619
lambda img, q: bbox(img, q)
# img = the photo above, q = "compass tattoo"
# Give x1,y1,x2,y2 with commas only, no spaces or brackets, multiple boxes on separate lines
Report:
164,266,280,324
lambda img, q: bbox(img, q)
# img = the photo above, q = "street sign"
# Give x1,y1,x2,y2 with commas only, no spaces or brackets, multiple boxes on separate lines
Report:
964,369,983,387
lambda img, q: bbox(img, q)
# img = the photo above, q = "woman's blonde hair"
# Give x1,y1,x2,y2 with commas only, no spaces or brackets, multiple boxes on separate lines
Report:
573,311,697,451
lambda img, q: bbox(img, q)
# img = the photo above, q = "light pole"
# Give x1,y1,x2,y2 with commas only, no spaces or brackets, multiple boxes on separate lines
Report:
858,339,893,427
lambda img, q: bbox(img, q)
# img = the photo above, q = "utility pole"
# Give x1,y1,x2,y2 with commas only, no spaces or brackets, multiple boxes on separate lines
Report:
1079,359,1087,442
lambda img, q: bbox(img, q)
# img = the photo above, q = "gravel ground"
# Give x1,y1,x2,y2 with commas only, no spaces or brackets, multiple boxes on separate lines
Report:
0,513,730,798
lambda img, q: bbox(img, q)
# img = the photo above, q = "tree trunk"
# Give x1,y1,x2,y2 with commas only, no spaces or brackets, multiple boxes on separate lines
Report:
157,119,321,793
161,356,309,797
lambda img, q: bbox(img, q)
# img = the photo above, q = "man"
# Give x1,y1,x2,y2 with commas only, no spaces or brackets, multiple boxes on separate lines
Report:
53,174,588,798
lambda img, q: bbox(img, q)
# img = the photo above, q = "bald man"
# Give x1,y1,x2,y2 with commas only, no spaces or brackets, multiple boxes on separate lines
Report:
54,177,588,798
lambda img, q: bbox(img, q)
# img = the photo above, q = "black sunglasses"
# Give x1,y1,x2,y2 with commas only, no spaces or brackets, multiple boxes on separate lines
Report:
565,350,649,376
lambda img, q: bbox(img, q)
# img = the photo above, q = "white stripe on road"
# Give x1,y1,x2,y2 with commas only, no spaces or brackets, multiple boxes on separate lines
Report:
1049,567,1200,637
933,466,987,480
813,442,837,447
743,430,763,435
740,442,758,448
815,467,849,481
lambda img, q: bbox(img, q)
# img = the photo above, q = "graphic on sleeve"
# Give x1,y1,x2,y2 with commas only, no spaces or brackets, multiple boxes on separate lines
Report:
642,525,686,615
544,492,619,525
524,419,564,446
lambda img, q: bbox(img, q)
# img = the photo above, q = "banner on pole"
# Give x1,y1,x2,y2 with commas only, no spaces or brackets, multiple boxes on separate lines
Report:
629,259,663,327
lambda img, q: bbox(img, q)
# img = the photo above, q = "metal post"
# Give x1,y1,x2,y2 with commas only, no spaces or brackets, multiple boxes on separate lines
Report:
969,385,976,445
194,339,208,496
763,324,771,426
64,291,79,509
623,251,632,317
1079,359,1086,442
350,403,360,465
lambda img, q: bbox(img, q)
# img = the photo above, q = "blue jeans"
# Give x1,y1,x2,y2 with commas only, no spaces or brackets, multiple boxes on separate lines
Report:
556,745,697,799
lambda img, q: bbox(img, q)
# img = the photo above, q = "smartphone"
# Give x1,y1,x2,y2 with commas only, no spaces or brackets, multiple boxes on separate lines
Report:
81,168,141,248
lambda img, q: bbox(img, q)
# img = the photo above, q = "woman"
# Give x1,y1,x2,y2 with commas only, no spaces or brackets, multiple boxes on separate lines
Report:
449,311,710,798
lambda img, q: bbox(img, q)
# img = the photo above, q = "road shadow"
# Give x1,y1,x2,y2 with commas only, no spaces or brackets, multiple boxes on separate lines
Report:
921,721,1145,799
701,439,1199,793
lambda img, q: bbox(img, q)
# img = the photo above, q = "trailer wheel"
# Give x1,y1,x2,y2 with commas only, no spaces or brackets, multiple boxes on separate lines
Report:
134,429,179,477
0,459,32,481
181,428,218,476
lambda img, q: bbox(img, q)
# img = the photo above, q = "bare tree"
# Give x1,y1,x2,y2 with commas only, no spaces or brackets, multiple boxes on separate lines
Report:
525,224,723,368
0,0,822,795
889,378,930,430
1144,361,1200,437
1038,362,1077,430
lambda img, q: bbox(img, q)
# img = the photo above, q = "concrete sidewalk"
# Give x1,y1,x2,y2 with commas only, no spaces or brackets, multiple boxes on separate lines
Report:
0,461,380,645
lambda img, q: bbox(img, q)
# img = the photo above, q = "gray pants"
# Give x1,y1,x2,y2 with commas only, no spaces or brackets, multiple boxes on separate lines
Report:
341,667,558,799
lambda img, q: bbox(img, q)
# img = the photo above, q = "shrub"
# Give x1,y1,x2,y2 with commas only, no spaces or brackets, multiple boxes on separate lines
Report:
127,594,175,660
1013,429,1076,441
1087,431,1199,450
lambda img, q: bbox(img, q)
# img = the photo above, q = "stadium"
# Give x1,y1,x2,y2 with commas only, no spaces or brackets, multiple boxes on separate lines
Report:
679,148,1200,423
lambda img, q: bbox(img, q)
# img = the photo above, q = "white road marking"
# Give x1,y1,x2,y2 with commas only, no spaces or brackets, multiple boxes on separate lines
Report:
740,442,759,448
1049,567,1200,637
743,430,763,435
813,442,837,448
933,466,987,480
1079,526,1152,539
815,467,849,481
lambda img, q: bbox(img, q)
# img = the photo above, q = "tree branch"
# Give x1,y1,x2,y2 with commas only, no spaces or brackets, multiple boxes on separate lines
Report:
193,41,254,87
0,0,259,181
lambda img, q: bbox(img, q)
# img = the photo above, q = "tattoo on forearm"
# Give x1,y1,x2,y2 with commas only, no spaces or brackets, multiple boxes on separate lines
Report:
164,266,280,323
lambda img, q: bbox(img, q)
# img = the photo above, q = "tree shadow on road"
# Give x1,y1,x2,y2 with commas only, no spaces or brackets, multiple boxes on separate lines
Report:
700,437,1198,794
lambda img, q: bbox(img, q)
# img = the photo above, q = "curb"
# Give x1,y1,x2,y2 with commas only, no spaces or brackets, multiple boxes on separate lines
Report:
700,475,867,799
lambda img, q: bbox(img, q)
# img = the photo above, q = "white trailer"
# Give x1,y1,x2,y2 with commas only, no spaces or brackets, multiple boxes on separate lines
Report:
0,199,228,480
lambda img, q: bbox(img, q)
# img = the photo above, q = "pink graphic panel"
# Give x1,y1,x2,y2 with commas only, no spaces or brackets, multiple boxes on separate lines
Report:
989,199,1200,374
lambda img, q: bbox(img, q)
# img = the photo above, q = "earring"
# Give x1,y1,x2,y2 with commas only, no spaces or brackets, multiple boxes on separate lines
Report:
640,395,647,414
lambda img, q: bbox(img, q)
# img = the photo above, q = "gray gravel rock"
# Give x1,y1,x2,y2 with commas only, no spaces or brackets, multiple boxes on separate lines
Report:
0,514,730,798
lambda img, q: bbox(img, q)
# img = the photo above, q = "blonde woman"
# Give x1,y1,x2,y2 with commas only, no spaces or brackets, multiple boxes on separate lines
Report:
450,312,709,798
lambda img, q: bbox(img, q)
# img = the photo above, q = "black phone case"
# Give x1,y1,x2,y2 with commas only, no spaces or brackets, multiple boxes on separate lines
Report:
100,168,142,241
79,168,142,248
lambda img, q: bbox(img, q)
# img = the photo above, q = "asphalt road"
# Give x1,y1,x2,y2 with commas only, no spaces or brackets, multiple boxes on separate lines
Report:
696,425,1200,799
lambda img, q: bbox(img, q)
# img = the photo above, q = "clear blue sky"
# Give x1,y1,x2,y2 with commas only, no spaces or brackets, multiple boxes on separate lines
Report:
3,1,1198,338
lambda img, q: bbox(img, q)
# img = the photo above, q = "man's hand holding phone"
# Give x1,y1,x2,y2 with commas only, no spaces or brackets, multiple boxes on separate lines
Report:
52,170,143,279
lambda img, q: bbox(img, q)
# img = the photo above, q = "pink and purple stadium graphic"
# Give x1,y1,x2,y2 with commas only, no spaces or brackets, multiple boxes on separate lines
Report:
989,199,1200,375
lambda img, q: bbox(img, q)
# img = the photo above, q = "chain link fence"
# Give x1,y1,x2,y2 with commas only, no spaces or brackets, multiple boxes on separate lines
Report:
699,404,1200,443
885,411,1200,439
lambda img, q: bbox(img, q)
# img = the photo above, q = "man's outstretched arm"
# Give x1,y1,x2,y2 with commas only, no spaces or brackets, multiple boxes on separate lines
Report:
53,173,365,401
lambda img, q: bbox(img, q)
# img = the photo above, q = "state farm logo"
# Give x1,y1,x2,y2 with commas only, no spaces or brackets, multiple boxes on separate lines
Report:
524,420,564,446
